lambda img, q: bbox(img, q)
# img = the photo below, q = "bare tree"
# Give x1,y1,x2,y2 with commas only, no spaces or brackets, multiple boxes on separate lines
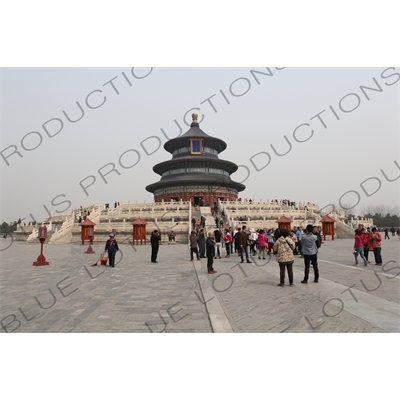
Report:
359,204,397,216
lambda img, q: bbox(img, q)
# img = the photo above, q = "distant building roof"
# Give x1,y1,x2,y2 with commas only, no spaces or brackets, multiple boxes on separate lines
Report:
276,215,292,223
131,218,148,225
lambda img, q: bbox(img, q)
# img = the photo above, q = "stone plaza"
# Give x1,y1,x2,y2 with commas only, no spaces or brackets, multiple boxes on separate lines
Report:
2,113,398,333
1,236,398,333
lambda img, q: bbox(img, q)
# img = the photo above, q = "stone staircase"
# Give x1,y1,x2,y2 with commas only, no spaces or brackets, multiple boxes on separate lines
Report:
49,206,102,244
26,221,55,243
335,220,357,238
191,207,201,225
26,227,39,243
199,206,218,233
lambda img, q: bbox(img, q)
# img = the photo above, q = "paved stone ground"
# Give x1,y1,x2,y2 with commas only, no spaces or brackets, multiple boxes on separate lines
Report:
0,240,212,333
0,237,399,333
204,237,400,332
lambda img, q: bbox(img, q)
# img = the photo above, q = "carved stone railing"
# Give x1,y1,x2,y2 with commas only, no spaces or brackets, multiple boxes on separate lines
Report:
49,214,75,244
26,227,39,242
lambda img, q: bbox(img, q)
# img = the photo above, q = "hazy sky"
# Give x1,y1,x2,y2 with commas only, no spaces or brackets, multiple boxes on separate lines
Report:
1,67,399,223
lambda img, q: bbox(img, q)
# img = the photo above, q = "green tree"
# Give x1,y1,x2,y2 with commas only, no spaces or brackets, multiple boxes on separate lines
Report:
0,221,20,233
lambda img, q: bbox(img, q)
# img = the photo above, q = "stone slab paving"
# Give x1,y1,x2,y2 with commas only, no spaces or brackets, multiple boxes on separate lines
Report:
0,240,212,333
204,238,400,332
1,237,399,333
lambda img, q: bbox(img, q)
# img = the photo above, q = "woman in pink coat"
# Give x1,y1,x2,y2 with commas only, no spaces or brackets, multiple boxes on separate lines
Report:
258,229,267,259
353,229,368,266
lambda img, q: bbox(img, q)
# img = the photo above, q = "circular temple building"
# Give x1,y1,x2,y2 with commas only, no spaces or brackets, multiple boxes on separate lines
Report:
146,113,245,206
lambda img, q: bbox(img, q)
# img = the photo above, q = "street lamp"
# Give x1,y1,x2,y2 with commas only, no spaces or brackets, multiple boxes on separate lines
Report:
33,226,49,266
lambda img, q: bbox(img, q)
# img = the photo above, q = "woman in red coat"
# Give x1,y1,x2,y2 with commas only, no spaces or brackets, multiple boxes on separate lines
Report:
223,229,232,258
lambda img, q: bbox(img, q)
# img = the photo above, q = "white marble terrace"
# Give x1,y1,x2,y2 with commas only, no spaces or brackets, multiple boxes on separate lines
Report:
14,199,374,243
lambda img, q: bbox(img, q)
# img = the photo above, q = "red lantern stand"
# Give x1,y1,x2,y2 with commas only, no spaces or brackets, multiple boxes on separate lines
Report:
320,215,336,241
33,226,49,266
276,215,292,231
80,219,96,253
131,218,147,245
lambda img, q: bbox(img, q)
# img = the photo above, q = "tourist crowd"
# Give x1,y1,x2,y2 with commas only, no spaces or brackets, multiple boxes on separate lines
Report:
185,221,390,286
186,223,323,284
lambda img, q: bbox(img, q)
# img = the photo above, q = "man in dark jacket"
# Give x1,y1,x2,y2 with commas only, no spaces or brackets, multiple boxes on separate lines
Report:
150,230,161,263
198,228,206,258
239,225,252,263
234,227,241,256
189,230,200,261
206,231,217,274
313,226,322,248
213,229,222,259
105,233,119,268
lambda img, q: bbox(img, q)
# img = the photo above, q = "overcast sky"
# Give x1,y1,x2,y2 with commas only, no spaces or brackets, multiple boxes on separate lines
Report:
1,67,399,223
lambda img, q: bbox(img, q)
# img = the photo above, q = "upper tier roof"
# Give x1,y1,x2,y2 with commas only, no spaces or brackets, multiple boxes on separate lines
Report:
153,155,239,175
164,114,227,154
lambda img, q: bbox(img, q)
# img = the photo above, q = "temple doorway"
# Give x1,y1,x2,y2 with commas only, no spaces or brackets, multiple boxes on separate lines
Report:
194,197,204,207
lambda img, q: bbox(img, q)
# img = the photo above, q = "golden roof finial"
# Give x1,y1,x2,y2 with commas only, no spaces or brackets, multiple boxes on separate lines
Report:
192,112,198,122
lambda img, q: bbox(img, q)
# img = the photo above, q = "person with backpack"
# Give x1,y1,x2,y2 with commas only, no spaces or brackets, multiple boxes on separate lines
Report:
249,228,258,256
